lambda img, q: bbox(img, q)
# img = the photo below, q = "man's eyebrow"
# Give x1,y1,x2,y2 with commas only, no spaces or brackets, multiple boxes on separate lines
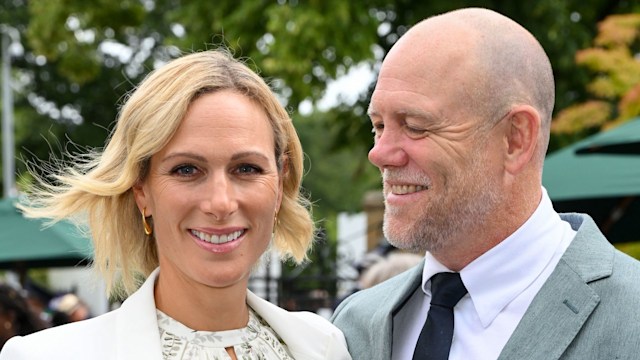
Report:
367,107,438,121
402,109,437,121
367,106,379,118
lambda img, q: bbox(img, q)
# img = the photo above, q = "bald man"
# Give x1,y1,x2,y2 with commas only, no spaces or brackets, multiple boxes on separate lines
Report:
332,8,640,360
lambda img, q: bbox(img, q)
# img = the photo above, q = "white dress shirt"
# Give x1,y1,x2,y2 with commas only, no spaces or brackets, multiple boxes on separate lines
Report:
392,188,576,360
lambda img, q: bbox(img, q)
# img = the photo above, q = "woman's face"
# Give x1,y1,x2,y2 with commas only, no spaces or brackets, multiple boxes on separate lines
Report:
133,90,282,292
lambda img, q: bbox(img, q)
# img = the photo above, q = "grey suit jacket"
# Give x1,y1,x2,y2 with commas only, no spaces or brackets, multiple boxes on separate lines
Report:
332,213,640,359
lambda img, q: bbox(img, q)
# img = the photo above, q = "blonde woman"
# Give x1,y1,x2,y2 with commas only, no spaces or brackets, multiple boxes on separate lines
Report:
0,50,351,360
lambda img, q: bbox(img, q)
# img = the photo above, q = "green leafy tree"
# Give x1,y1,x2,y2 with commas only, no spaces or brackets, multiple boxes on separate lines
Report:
552,13,640,139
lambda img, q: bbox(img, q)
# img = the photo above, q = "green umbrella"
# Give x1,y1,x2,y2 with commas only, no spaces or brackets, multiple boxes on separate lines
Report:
0,197,93,269
575,117,640,155
543,120,640,243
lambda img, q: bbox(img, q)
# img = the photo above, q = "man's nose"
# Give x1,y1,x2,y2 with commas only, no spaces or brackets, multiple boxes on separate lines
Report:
368,129,409,169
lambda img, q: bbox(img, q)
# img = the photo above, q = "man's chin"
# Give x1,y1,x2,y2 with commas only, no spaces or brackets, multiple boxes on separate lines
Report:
384,227,420,251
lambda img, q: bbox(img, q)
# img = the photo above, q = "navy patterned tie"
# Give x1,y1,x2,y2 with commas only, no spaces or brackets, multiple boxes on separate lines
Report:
412,272,467,360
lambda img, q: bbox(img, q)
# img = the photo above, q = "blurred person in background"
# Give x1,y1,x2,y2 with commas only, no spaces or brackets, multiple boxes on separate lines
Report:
358,252,423,290
49,293,91,326
0,49,350,360
23,281,54,327
0,284,45,350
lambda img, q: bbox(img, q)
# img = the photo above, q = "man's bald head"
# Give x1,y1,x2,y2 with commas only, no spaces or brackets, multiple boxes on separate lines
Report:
382,8,554,160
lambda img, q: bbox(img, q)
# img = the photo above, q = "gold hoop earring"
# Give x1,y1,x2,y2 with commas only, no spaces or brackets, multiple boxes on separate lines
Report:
142,207,152,236
272,213,279,236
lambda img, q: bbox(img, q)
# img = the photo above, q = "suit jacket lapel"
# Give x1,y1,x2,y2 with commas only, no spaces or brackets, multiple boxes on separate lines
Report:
498,214,613,360
376,261,424,360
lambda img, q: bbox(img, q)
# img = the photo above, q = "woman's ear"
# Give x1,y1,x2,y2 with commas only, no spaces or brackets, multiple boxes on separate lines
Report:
504,105,541,175
132,181,148,215
276,155,288,212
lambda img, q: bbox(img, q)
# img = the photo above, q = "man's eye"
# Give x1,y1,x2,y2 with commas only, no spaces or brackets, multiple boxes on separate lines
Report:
371,123,384,137
405,125,428,137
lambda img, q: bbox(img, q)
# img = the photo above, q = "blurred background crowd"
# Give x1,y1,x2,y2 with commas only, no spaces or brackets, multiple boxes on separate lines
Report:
0,281,90,350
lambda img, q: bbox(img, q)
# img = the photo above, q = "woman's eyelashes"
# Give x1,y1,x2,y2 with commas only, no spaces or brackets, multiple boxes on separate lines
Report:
171,164,200,177
235,163,264,175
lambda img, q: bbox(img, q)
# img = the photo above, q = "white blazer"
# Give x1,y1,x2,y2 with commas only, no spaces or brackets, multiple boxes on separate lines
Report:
0,268,351,360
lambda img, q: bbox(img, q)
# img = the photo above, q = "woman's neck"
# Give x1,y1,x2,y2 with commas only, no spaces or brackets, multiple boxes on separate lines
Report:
153,271,249,331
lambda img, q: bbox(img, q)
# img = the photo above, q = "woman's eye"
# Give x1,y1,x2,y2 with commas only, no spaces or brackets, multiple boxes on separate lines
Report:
172,164,199,177
236,164,263,174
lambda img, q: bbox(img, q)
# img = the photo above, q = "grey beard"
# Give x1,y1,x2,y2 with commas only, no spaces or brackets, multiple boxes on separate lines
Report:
382,176,503,254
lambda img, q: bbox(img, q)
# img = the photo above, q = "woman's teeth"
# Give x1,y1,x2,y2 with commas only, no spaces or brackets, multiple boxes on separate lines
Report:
191,229,244,244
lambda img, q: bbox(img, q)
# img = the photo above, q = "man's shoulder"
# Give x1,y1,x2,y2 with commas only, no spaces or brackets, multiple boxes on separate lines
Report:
557,211,640,307
607,249,640,292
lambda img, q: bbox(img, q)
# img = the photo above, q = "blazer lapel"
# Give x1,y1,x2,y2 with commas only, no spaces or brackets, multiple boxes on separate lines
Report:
115,268,164,360
247,291,319,359
247,291,353,360
498,214,613,360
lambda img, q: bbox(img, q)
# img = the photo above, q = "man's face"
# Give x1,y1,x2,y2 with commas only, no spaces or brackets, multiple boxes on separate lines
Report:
367,31,505,254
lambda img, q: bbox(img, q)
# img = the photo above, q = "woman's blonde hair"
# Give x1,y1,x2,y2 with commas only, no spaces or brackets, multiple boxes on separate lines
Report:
20,49,314,297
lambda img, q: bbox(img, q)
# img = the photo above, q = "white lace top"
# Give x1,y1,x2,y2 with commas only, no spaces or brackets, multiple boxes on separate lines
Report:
157,307,295,360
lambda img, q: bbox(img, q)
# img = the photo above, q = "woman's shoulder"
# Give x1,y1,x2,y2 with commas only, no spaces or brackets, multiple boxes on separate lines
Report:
284,309,342,334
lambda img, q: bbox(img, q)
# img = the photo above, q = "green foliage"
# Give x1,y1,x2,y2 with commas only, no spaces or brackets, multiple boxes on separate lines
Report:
615,241,640,260
26,0,146,83
297,111,380,220
551,100,612,134
552,12,640,136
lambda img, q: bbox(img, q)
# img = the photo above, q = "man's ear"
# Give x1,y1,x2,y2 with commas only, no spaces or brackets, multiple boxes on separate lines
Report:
504,105,540,175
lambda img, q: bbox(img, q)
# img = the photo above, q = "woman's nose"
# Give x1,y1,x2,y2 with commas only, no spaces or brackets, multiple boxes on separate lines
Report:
201,174,238,220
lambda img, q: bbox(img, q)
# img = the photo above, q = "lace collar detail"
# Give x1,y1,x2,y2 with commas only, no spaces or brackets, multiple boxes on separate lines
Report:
157,308,261,348
157,307,294,360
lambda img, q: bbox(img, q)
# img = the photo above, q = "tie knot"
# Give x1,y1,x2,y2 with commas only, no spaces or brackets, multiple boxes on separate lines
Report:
429,272,467,309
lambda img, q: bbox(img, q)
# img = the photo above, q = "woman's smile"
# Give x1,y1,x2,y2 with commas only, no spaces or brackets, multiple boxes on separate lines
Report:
190,228,246,245
190,227,247,254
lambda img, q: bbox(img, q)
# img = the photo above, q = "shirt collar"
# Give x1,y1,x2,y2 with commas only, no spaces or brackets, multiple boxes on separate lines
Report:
421,188,567,327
